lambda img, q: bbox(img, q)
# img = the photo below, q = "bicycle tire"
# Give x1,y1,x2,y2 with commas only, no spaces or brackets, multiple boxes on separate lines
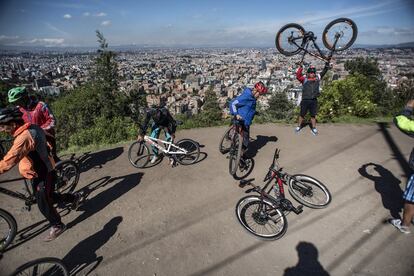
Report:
235,196,287,240
55,160,79,193
275,23,306,56
219,127,233,154
0,143,5,159
288,174,332,208
229,133,243,176
128,141,151,168
323,18,357,51
174,139,200,165
11,257,69,276
0,208,17,252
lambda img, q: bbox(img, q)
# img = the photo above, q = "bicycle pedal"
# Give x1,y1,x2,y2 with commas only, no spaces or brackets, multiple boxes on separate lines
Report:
293,205,304,214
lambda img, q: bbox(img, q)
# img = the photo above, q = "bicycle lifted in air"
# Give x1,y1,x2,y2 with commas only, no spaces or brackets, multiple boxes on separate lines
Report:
128,122,200,168
235,148,331,240
275,18,358,64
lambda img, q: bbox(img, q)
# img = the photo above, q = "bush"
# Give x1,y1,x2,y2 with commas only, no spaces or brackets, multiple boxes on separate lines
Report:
69,116,137,147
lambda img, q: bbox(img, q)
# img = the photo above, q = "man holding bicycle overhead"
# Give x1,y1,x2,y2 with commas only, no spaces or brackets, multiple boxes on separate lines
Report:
0,107,81,242
137,105,177,164
230,81,267,157
295,63,330,136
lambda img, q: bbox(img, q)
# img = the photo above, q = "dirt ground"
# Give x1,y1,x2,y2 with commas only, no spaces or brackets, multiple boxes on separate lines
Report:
1,123,413,276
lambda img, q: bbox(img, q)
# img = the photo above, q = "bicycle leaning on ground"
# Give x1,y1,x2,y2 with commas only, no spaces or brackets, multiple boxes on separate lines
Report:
219,116,252,176
235,148,331,240
128,122,200,168
0,160,79,252
275,17,358,64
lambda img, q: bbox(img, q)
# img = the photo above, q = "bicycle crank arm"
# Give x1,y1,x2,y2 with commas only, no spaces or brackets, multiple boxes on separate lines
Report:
292,205,303,215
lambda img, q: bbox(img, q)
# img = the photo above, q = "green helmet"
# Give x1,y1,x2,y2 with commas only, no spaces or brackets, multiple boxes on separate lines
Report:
8,87,27,103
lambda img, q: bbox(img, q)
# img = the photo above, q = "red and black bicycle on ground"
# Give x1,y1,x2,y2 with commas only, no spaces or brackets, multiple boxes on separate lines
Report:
235,148,331,240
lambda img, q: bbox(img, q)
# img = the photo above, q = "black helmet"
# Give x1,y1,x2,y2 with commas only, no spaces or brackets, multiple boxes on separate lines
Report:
0,107,23,125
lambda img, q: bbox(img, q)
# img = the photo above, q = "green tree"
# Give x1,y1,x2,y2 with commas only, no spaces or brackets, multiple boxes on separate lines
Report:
0,81,13,108
344,56,398,116
199,87,222,126
344,57,381,78
267,90,295,121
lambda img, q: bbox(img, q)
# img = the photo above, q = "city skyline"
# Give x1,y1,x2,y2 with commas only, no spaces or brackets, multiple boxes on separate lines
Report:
0,0,413,48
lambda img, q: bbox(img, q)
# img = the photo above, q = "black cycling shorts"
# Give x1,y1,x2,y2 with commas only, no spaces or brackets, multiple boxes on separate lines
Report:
300,99,318,117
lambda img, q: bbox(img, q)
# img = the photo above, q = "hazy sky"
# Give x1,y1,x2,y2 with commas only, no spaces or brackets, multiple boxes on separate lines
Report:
0,0,413,47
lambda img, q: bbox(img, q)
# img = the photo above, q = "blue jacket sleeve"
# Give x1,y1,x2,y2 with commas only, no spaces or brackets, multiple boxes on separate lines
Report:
230,98,240,115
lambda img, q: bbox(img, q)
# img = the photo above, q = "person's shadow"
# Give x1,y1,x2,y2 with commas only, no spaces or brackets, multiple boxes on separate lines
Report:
284,242,330,276
245,135,278,158
358,163,403,219
68,147,124,173
67,173,143,229
63,216,123,275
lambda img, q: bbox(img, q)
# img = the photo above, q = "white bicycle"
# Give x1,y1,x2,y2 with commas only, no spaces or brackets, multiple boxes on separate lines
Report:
128,134,200,168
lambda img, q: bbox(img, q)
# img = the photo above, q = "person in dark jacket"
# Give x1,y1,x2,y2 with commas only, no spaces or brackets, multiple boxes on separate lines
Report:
295,63,330,135
137,105,177,164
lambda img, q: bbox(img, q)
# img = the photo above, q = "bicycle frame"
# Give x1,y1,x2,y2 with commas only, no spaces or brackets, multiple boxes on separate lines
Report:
291,31,340,64
144,135,188,155
0,181,36,211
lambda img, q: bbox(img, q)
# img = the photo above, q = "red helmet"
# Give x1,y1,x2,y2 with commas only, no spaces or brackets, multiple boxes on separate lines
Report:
254,82,268,95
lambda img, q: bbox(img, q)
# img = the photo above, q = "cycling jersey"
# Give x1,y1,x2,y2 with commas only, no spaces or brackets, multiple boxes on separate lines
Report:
394,107,414,138
140,107,176,135
19,97,56,134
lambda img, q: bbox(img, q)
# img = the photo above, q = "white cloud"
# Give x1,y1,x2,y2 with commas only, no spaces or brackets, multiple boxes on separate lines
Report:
0,35,19,41
83,12,90,16
101,20,111,26
18,38,65,46
63,14,72,19
95,12,107,17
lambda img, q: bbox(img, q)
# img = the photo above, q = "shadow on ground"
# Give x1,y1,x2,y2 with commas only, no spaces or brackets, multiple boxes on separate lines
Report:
71,147,124,173
63,216,123,275
245,135,278,158
67,173,143,229
358,163,403,219
284,241,330,276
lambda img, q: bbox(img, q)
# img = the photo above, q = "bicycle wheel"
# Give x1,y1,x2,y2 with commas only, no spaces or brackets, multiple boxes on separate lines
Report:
288,174,332,208
275,23,305,56
219,127,234,154
235,196,287,240
128,141,151,168
323,18,357,51
0,208,17,252
174,139,200,165
11,257,69,276
228,133,243,176
55,160,79,193
0,143,5,159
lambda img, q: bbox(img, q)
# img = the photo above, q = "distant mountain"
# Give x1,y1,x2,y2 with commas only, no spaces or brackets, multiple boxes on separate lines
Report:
353,41,414,49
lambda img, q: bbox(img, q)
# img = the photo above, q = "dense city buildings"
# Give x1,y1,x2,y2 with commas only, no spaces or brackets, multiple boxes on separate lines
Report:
1,47,413,115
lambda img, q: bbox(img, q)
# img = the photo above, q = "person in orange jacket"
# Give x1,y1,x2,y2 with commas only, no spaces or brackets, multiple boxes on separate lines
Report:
0,107,80,241
8,87,59,162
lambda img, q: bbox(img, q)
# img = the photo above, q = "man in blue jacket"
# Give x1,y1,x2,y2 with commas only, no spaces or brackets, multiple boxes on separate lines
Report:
230,81,268,157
